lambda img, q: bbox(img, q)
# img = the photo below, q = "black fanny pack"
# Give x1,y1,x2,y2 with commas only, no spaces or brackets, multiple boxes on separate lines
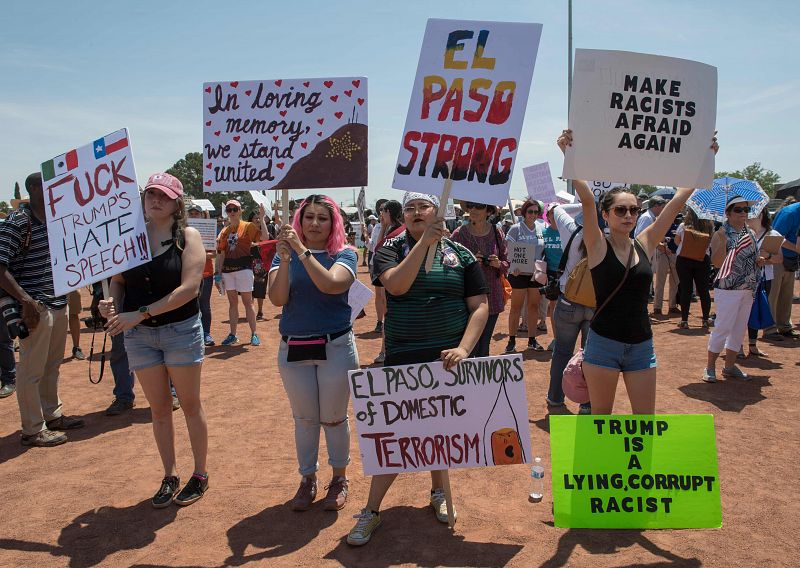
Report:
282,327,350,362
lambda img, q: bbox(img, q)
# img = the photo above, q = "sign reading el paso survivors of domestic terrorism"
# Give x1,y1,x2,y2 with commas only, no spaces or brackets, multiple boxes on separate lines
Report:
550,414,721,528
41,129,150,296
393,19,542,206
563,50,717,189
203,78,367,191
348,354,532,475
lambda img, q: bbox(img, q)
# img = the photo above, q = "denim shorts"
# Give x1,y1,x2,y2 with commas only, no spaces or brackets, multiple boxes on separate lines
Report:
582,328,657,372
123,314,204,371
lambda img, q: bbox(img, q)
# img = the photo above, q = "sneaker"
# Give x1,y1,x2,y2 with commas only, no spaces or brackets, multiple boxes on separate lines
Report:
203,334,215,347
72,346,86,360
430,488,456,523
347,508,381,546
221,334,240,346
779,329,800,338
250,333,261,347
0,382,16,398
291,477,317,511
256,312,264,321
537,322,548,332
668,307,682,315
374,321,383,333
546,398,565,408
105,398,134,416
652,308,662,316
152,475,181,508
504,339,516,354
722,366,750,381
373,351,385,364
578,403,592,415
736,348,746,360
702,368,717,383
518,323,528,333
702,319,713,329
322,476,349,511
45,415,85,431
763,332,784,341
172,394,181,411
677,321,689,329
174,473,209,506
527,339,544,352
21,429,67,447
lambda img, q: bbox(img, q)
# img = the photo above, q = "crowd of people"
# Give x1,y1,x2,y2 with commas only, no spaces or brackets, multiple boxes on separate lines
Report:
1,130,799,545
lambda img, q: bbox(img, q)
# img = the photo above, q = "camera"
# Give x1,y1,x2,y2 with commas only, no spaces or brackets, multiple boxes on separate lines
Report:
539,274,561,301
0,288,29,340
482,257,491,266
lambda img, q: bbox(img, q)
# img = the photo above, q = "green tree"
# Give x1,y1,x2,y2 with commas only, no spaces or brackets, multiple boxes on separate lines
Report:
166,152,257,214
715,162,781,197
630,184,658,195
13,182,21,200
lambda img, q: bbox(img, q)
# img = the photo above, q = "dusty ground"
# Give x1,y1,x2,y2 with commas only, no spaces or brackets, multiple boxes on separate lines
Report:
0,260,798,568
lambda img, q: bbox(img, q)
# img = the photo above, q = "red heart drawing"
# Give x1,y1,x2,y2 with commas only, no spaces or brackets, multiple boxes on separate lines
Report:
214,130,221,136
344,90,352,97
334,111,343,119
233,136,241,142
303,81,310,87
205,121,212,126
301,142,308,149
230,81,239,88
279,110,287,117
317,118,324,124
323,80,333,88
272,135,279,142
352,79,361,88
357,98,365,106
275,80,282,87
276,162,285,169
317,132,323,137
245,90,252,96
205,180,212,187
206,163,212,169
330,95,338,102
204,87,211,93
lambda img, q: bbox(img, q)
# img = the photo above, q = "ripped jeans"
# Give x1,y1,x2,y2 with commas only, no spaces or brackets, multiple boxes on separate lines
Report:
278,331,359,476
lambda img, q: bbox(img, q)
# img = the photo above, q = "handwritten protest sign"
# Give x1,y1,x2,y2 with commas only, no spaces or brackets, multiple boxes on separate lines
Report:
203,77,367,191
550,414,722,528
348,354,532,476
248,190,271,210
523,162,557,204
508,243,538,274
555,191,576,204
393,19,542,206
191,198,216,212
563,50,717,188
588,181,629,202
41,128,150,295
187,218,218,252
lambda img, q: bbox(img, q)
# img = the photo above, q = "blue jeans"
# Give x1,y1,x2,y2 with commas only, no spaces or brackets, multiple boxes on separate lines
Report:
0,320,16,385
110,332,135,402
199,275,213,336
471,313,499,358
548,296,594,404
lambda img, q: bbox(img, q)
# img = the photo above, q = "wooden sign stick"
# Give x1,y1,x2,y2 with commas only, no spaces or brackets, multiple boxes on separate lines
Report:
101,279,110,300
442,469,456,528
282,189,290,225
424,167,454,273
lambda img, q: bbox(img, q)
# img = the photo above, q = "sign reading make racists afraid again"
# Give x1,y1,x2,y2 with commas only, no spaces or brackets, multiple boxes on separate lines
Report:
203,78,367,191
393,19,542,206
563,49,717,189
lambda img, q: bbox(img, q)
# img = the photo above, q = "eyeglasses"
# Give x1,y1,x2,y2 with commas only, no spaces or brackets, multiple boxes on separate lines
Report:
467,203,487,210
612,205,642,217
525,209,541,215
403,203,435,215
731,206,751,214
226,207,240,213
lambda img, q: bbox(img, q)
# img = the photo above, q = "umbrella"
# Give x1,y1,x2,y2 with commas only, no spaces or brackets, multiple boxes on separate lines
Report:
651,187,677,199
776,178,800,200
687,177,769,222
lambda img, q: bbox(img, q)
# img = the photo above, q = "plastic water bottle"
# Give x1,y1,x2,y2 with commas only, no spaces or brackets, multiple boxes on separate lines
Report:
529,457,545,502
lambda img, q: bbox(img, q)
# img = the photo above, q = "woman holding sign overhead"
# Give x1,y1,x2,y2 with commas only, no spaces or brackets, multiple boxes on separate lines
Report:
347,192,488,546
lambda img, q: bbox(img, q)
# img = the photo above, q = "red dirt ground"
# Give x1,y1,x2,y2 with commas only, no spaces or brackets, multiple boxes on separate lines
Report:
0,261,798,568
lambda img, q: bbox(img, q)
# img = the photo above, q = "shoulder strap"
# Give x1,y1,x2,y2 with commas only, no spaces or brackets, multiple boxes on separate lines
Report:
591,238,636,323
557,224,583,273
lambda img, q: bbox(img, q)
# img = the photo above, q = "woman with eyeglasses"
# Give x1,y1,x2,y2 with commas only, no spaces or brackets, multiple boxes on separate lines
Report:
268,194,359,512
504,199,546,353
557,129,718,414
99,173,209,507
451,201,509,356
703,196,766,382
372,200,404,363
673,208,714,330
347,192,488,546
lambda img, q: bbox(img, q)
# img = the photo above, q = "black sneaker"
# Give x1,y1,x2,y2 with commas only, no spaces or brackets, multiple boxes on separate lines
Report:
152,476,180,508
72,346,86,360
105,398,134,416
527,339,544,352
504,339,516,353
374,321,383,333
174,474,209,506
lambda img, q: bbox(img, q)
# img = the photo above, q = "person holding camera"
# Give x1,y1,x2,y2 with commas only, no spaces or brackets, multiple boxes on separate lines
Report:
0,316,16,398
0,173,85,447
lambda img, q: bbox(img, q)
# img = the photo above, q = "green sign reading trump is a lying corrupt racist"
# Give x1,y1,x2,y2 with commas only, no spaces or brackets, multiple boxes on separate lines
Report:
550,414,721,529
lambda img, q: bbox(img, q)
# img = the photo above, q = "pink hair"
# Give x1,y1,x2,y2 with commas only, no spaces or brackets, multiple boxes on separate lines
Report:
291,194,348,256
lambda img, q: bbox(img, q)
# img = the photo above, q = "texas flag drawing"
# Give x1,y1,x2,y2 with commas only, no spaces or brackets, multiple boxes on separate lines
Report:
93,130,129,159
41,149,78,182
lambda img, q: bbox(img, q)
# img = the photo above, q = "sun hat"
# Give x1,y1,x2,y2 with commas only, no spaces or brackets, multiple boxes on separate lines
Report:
145,173,183,199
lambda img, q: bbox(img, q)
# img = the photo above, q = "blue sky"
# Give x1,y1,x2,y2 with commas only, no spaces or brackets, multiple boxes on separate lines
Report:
1,0,797,207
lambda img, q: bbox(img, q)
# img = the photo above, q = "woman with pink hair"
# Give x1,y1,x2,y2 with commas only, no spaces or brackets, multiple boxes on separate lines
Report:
268,194,359,512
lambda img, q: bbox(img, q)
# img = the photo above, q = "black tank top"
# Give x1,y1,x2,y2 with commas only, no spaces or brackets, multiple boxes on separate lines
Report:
590,239,652,344
122,243,199,327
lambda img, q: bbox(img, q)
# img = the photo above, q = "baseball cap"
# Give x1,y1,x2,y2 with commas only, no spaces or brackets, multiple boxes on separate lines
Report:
145,173,183,199
224,199,242,209
187,202,202,212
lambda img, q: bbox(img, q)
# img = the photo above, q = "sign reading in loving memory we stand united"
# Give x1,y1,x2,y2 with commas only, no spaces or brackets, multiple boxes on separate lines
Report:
203,78,367,191
348,354,532,476
393,19,542,206
41,128,150,296
523,162,557,204
563,50,717,189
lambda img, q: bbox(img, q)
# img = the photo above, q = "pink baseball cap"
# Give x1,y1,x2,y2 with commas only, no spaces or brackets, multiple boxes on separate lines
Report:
225,199,242,209
145,173,183,199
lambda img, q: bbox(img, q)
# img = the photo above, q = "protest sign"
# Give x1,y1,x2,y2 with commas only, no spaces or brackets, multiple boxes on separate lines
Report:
588,180,629,202
248,190,271,210
523,162,557,204
563,49,717,188
190,198,216,212
348,354,532,476
356,187,366,227
555,191,576,204
550,414,722,529
348,278,374,323
444,200,457,220
187,218,218,252
508,243,538,274
393,19,542,206
203,77,367,191
41,128,150,295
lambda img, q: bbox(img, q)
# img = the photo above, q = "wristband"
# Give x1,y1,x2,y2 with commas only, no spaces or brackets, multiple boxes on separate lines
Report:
214,274,222,282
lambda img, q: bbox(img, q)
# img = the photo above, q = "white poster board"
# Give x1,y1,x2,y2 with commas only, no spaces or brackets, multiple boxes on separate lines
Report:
348,278,374,323
523,162,557,204
191,198,216,212
588,180,629,201
508,243,538,274
187,218,218,252
348,354,532,475
41,128,150,295
444,201,457,220
555,191,576,204
393,19,542,206
248,190,271,209
203,77,367,191
563,49,717,188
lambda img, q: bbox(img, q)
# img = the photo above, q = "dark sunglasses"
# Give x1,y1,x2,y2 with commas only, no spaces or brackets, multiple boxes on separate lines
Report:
731,206,751,214
466,202,487,210
612,205,642,217
226,206,240,213
525,208,541,215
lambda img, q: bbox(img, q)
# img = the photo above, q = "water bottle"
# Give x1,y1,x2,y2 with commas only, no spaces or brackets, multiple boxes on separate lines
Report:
529,457,545,503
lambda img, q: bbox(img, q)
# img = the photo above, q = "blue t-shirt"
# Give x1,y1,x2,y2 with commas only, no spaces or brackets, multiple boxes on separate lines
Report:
773,202,800,259
542,225,563,271
269,248,357,335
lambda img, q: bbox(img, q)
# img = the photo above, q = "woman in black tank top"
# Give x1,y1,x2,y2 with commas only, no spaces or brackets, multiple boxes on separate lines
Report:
558,129,719,415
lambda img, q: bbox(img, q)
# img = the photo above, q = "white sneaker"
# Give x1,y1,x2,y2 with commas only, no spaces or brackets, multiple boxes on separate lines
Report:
702,368,717,383
347,508,381,546
430,488,457,524
722,365,750,381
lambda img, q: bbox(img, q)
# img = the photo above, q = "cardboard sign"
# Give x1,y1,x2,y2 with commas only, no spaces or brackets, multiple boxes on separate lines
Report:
348,354,532,475
563,50,717,188
348,278,374,323
41,128,150,295
555,191,576,204
190,198,216,212
393,19,542,206
187,218,218,252
248,190,271,210
588,180,629,202
550,414,722,529
508,243,538,274
523,162,557,204
203,77,367,191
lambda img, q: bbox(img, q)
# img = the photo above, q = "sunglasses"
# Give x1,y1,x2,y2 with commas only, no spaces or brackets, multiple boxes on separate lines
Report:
403,203,435,215
731,206,751,214
612,205,642,217
226,207,240,213
525,209,541,215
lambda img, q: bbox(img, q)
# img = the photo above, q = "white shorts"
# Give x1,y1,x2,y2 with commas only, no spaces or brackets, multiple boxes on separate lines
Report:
222,269,254,293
